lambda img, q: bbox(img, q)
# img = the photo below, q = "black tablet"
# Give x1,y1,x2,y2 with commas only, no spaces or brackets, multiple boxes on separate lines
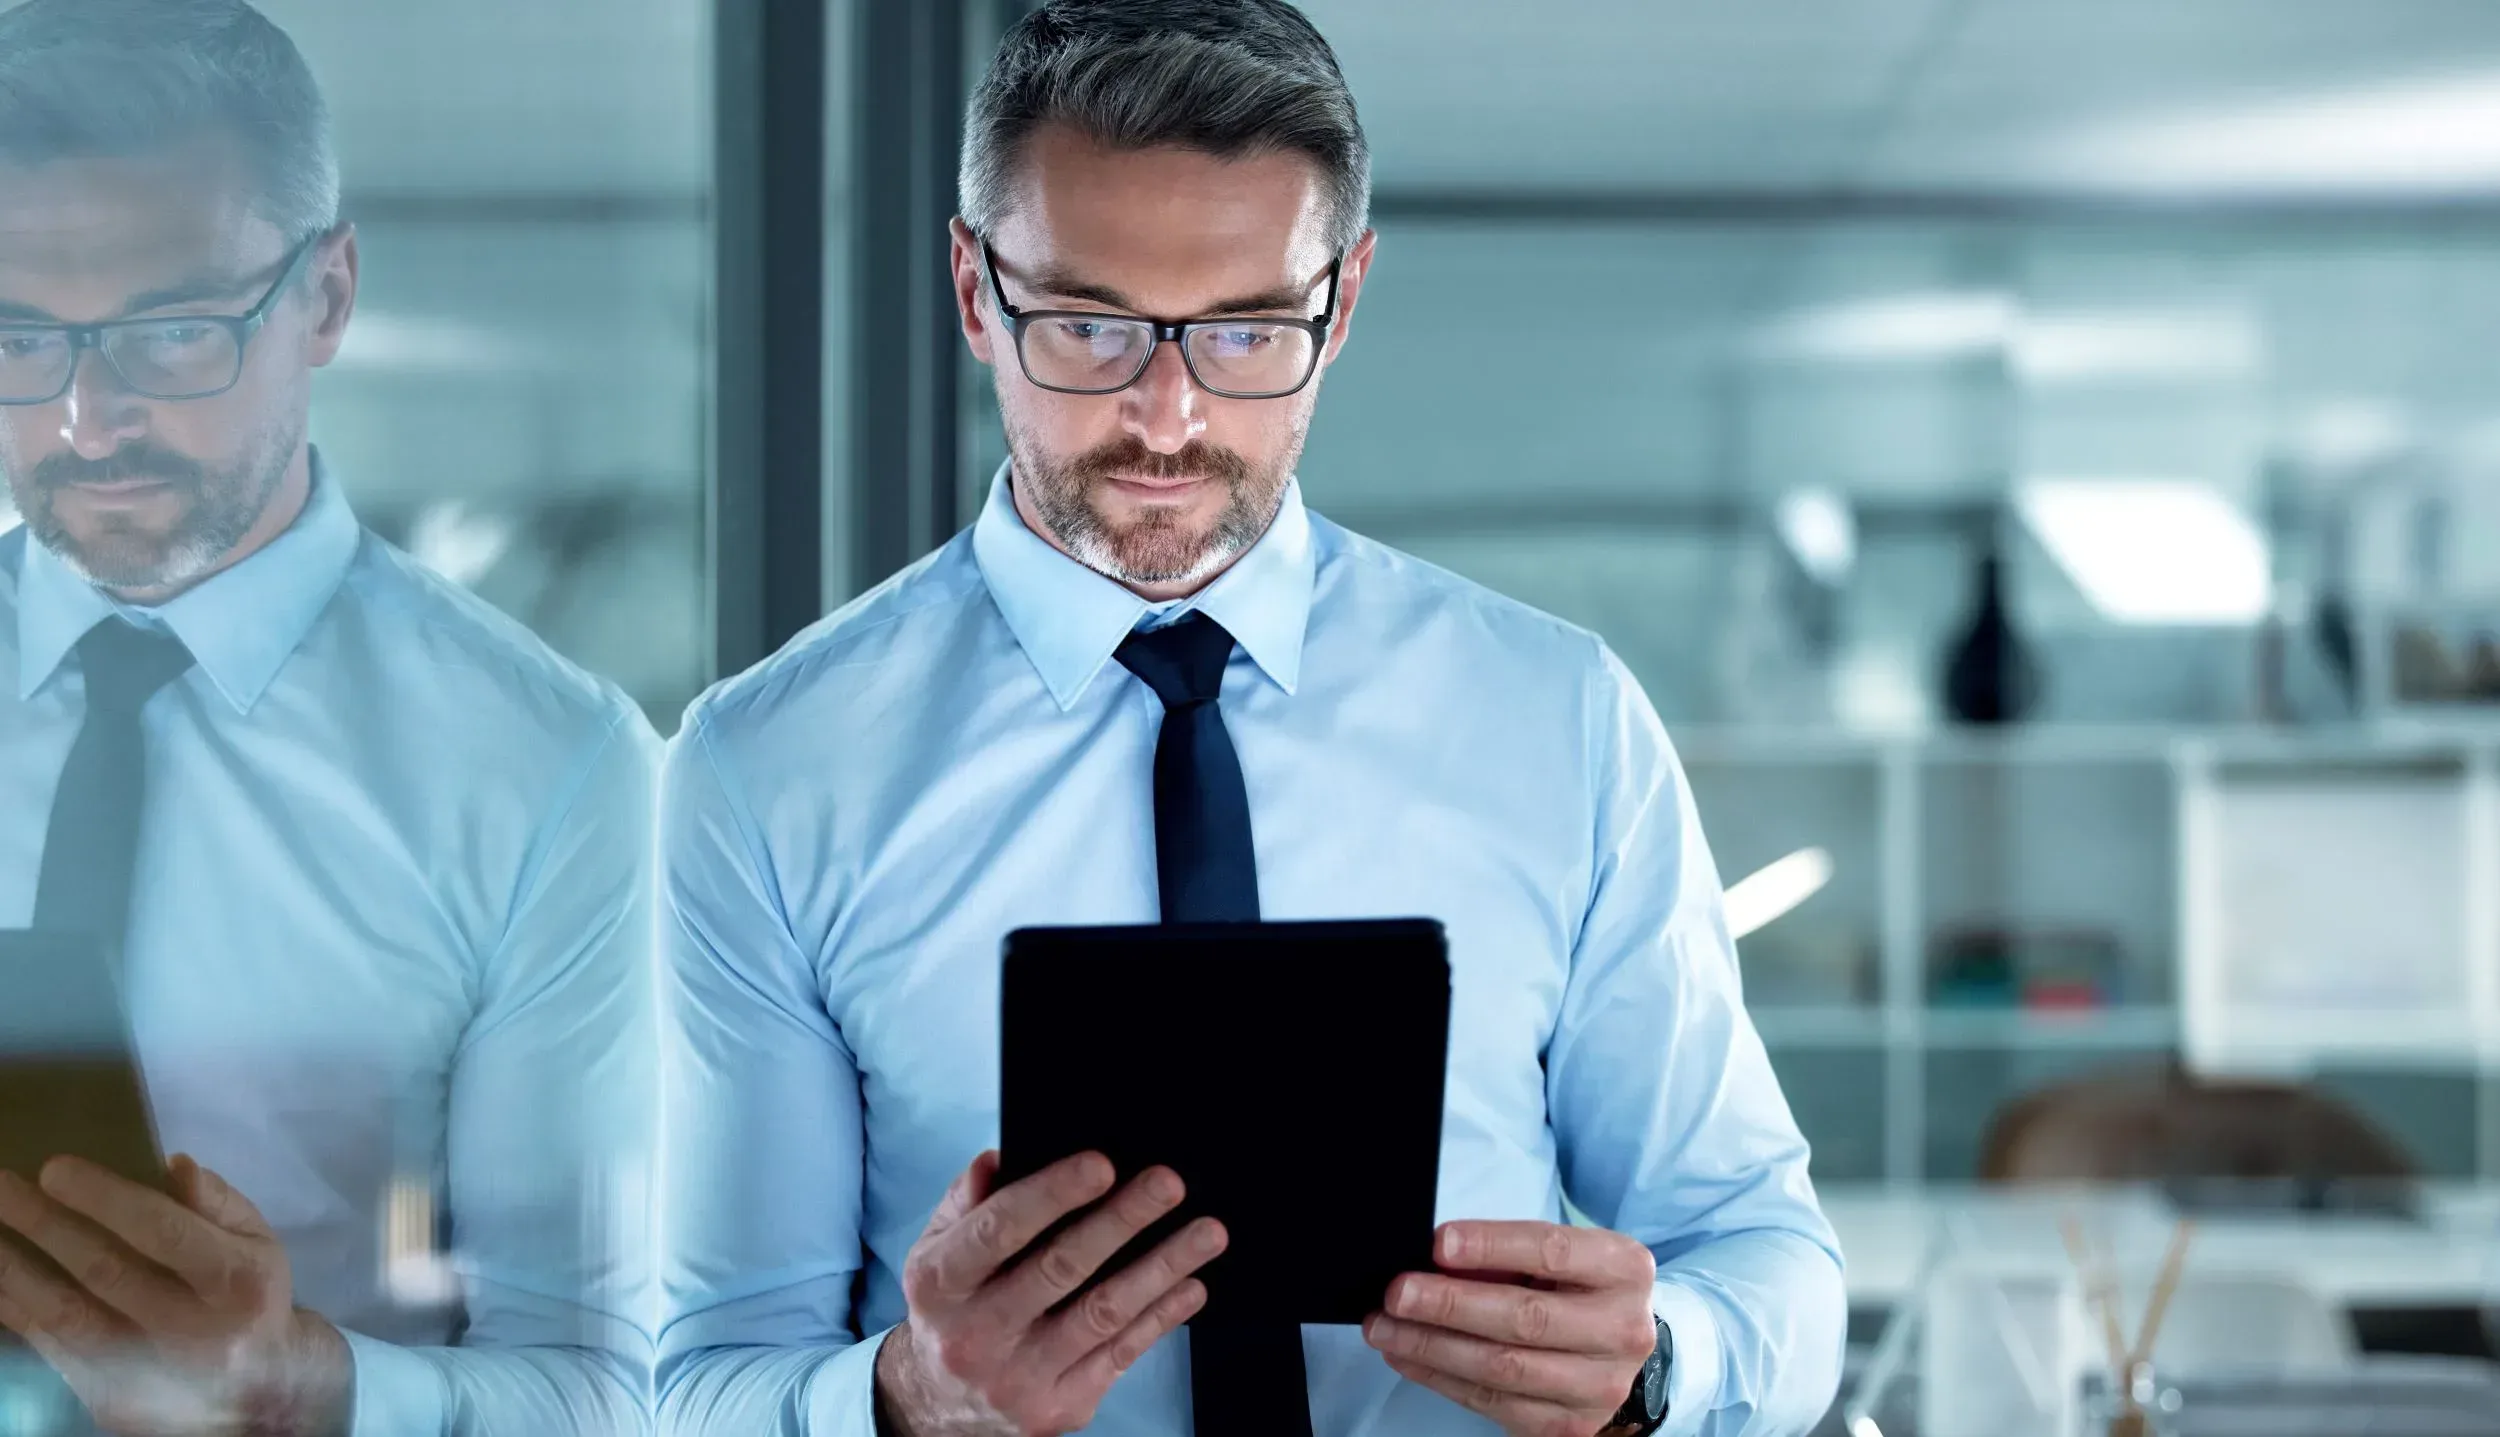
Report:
999,918,1451,1327
0,930,164,1191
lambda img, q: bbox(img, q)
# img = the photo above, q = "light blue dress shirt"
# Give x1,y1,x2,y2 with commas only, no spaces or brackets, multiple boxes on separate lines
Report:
659,468,1845,1437
0,461,658,1435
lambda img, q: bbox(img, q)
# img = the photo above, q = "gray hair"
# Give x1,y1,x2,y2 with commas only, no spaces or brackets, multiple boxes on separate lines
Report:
961,0,1371,259
0,0,340,245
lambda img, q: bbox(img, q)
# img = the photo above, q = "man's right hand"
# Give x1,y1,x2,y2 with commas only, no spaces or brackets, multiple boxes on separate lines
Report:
873,1149,1227,1437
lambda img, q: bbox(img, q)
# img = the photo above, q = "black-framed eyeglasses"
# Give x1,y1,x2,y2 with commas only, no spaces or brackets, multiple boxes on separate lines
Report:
982,241,1340,400
0,232,328,406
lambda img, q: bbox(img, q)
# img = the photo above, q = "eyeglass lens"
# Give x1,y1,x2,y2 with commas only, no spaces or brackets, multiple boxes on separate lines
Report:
0,320,245,403
1017,315,1318,397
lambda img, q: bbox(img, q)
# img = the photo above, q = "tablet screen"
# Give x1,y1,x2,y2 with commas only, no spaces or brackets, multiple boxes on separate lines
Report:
1000,919,1450,1327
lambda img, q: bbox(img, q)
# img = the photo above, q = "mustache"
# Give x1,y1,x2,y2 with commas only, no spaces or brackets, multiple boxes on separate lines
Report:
1072,438,1251,486
32,447,207,492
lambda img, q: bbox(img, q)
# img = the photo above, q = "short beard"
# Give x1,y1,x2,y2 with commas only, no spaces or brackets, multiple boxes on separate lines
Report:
14,425,292,593
1009,427,1294,589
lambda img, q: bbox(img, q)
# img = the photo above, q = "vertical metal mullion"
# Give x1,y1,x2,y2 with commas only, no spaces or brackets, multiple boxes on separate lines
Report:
713,0,829,674
851,0,968,595
918,0,966,547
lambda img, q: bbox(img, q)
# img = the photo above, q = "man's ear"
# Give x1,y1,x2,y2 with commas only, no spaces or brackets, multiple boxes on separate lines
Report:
949,217,998,366
1320,227,1377,369
304,225,359,370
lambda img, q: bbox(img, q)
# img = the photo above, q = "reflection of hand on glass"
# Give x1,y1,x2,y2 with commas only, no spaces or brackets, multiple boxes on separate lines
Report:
0,1156,352,1437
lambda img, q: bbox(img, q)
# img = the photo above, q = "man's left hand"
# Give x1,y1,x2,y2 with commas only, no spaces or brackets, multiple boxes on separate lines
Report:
1363,1220,1660,1437
0,1153,353,1437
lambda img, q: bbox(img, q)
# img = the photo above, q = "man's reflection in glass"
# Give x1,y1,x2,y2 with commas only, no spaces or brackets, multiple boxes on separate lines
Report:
0,1,658,1432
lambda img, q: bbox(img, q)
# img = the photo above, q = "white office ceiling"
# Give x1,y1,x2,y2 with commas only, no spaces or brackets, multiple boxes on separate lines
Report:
5,0,2498,198
1308,0,2500,197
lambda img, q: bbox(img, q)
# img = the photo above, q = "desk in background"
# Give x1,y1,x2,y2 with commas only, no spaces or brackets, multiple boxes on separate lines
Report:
1826,1185,2500,1311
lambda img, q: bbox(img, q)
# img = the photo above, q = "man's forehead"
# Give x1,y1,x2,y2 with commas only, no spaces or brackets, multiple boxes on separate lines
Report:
0,151,270,289
999,126,1333,310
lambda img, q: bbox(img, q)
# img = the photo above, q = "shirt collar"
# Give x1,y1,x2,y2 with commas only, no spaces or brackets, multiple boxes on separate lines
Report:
16,450,361,712
971,461,1315,711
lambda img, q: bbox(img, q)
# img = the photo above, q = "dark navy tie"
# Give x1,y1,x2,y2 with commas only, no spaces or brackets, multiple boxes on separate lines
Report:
1115,614,1313,1437
33,619,195,954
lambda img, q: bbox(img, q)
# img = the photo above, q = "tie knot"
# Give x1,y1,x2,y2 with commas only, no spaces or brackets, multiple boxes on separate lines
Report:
76,618,195,716
1116,612,1237,711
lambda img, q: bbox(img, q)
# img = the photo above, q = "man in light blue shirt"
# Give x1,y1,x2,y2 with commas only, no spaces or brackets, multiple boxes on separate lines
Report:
0,2,655,1431
659,2,1844,1434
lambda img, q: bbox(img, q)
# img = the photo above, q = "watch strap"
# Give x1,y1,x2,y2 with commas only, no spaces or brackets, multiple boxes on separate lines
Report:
1597,1315,1671,1437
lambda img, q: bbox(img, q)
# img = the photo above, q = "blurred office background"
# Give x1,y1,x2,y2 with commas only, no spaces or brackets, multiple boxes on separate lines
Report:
17,0,2500,1427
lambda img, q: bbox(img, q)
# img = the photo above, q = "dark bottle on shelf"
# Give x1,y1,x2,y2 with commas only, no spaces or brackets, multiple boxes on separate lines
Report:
1943,541,2042,725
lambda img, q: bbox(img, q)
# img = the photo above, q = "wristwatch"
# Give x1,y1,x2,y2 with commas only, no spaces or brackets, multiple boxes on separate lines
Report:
1594,1315,1671,1437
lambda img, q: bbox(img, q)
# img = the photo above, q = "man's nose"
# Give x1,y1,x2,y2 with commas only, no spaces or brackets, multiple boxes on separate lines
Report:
60,346,148,460
1119,342,1206,455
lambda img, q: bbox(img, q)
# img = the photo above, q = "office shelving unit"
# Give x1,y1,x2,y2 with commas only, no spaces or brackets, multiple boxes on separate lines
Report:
1678,724,2500,1189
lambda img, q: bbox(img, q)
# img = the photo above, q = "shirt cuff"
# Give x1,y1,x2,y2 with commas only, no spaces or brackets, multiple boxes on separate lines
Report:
804,1325,898,1437
1651,1278,1723,1437
340,1328,449,1437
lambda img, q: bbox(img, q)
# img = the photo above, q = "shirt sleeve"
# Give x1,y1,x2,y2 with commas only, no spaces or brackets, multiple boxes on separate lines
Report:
344,706,665,1435
1547,643,1848,1437
654,714,883,1436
